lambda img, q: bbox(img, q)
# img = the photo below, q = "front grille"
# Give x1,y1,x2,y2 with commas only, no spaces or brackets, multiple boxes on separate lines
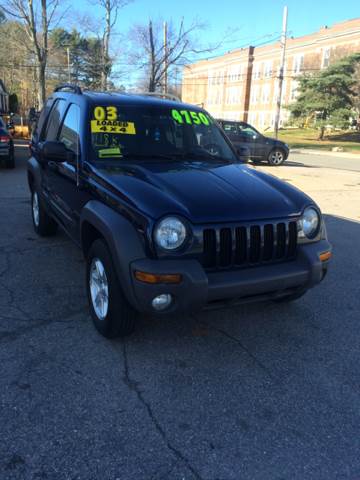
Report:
202,220,298,269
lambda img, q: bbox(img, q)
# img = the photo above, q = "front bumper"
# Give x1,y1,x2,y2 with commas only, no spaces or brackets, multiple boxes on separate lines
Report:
127,240,331,314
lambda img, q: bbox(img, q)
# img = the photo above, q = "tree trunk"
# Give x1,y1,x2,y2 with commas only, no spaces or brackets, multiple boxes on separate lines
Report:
37,62,46,109
101,0,111,90
148,21,156,92
318,125,325,140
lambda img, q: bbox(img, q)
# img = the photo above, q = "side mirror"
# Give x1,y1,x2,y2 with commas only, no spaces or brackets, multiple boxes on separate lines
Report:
41,141,74,163
237,146,251,163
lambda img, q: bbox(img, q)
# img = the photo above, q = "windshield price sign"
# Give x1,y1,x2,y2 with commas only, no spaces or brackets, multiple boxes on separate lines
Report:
171,109,212,126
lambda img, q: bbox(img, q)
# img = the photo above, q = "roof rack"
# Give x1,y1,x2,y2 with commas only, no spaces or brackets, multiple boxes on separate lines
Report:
138,92,181,102
54,83,82,95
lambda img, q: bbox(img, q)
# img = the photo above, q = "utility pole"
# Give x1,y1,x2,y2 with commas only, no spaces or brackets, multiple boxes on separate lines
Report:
274,6,288,139
163,21,168,94
66,47,71,83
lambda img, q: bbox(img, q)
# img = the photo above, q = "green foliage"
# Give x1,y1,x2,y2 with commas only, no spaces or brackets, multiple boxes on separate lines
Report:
49,28,110,89
289,53,360,129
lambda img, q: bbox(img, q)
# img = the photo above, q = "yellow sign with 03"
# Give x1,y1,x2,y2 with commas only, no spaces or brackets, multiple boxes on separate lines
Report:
91,106,136,135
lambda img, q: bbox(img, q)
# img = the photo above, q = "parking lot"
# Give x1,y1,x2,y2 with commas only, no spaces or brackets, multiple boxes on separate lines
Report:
1,144,360,480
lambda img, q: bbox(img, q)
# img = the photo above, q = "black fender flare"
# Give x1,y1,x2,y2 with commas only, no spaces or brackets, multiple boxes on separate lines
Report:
80,200,146,309
27,157,42,192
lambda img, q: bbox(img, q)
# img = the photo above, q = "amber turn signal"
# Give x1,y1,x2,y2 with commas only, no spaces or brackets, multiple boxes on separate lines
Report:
319,251,332,262
134,271,182,284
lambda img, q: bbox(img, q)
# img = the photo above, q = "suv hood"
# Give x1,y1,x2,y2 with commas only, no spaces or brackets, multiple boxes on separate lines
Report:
95,160,311,223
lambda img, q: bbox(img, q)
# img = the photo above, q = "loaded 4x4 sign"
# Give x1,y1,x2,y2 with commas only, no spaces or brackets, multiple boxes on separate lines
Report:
90,119,136,134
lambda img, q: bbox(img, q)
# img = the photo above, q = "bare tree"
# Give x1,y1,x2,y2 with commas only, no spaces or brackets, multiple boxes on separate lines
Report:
0,0,65,108
128,18,231,93
88,0,131,90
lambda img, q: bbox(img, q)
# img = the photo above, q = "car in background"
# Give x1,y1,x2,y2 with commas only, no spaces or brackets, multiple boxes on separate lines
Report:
217,119,289,166
0,116,14,169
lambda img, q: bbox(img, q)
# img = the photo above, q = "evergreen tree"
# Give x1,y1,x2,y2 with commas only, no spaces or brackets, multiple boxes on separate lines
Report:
289,53,360,139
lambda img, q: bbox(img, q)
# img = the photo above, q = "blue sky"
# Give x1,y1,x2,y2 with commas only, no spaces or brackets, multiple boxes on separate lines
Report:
73,0,360,86
75,0,359,44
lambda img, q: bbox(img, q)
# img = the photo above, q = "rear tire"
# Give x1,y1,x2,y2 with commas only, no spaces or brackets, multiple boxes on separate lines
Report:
273,290,307,303
268,148,286,166
5,151,15,169
86,239,137,338
31,190,58,236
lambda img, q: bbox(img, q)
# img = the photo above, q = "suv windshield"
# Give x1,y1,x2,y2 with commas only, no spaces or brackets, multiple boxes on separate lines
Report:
89,104,237,163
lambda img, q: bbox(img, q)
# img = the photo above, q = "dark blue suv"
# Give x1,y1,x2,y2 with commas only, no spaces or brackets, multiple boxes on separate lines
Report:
27,84,331,338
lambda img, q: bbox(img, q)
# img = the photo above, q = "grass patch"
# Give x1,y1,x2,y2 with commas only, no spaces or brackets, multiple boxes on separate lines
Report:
265,128,360,153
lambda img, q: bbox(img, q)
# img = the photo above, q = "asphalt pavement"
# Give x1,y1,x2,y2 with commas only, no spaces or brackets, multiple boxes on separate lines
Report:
0,145,359,480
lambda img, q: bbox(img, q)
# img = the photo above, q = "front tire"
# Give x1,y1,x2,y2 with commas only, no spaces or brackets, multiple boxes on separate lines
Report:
86,239,137,338
268,148,286,166
31,190,58,236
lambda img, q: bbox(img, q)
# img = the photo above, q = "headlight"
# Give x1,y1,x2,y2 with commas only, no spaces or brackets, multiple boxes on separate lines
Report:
154,217,187,250
299,207,320,239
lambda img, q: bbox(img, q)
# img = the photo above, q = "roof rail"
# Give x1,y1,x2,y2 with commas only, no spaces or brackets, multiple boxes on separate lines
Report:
54,83,82,94
138,92,181,102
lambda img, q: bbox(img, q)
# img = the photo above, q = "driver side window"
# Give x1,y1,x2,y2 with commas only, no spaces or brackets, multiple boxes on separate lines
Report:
58,104,81,157
239,125,258,139
42,99,66,141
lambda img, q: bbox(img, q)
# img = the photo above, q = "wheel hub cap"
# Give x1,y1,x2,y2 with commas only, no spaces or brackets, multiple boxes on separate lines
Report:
32,192,40,227
272,151,283,165
89,258,109,320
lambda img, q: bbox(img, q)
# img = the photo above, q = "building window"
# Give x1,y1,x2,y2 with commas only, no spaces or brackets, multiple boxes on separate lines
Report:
250,86,259,104
227,64,242,83
322,47,331,68
262,84,270,104
290,81,298,101
248,112,257,125
258,112,266,129
264,61,273,78
226,86,242,105
293,54,304,74
253,63,261,80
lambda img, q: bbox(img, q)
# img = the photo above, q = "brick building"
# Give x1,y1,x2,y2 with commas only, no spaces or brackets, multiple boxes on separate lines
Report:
182,18,360,130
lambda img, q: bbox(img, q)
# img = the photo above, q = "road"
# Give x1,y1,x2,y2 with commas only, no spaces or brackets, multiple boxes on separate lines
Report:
1,145,360,480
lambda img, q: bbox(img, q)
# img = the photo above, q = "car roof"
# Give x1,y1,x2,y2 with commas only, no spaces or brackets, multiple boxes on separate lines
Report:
83,91,199,110
52,89,201,112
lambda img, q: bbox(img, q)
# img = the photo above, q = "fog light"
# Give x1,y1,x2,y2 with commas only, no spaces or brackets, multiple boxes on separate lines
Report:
152,294,172,311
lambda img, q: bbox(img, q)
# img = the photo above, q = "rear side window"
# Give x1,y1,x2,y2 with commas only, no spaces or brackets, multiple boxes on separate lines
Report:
58,104,81,156
43,99,66,141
